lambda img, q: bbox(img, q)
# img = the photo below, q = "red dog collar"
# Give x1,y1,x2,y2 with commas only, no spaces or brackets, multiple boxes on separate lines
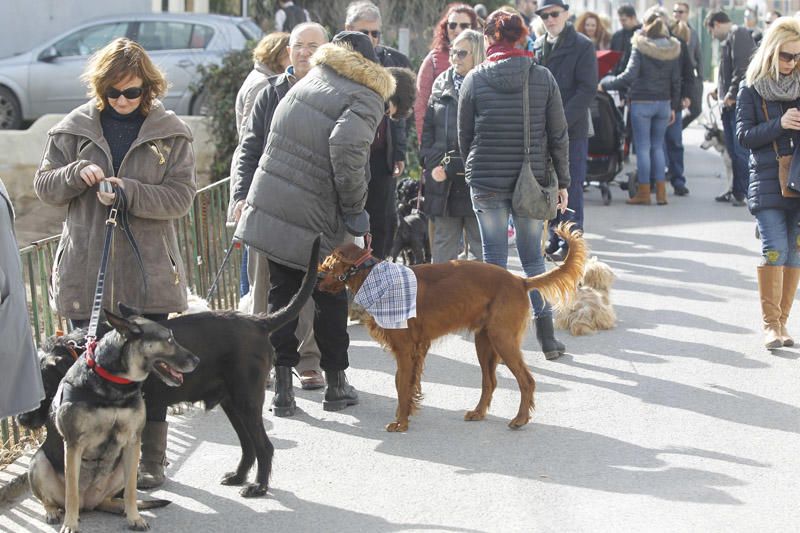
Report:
85,338,134,385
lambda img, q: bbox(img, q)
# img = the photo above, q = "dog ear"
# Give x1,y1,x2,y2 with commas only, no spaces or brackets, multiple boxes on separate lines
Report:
118,302,142,318
105,309,144,338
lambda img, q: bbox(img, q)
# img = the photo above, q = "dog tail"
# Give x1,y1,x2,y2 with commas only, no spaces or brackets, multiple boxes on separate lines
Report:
523,222,586,305
96,498,171,514
260,234,321,332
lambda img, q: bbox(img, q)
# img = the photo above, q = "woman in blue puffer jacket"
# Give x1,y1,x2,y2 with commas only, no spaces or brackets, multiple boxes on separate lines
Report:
737,16,800,350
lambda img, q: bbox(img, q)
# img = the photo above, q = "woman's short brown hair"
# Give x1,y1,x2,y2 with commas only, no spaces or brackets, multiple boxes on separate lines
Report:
82,38,167,115
253,32,290,73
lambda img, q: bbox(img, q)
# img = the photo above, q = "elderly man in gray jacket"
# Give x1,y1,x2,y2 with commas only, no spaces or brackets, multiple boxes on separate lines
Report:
236,32,395,416
0,178,44,419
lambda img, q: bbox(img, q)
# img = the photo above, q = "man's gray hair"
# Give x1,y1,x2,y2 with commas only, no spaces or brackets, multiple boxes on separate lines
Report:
345,1,382,27
289,22,330,44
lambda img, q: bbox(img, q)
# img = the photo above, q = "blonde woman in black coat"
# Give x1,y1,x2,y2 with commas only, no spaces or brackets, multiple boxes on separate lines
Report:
736,17,800,350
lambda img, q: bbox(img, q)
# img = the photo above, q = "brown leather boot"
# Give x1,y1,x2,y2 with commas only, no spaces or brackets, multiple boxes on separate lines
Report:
757,265,784,349
656,181,668,205
626,184,651,205
780,267,800,346
138,421,169,489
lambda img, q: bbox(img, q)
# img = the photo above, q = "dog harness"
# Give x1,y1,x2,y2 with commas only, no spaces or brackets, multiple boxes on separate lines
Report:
354,262,417,329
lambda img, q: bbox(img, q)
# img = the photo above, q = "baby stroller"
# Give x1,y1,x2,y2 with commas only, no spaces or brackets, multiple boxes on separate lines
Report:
586,89,625,205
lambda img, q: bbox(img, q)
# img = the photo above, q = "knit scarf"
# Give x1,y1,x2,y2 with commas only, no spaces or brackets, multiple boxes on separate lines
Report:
753,71,800,102
486,43,533,62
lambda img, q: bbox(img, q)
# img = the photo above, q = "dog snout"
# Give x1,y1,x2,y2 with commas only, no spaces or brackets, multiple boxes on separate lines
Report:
18,406,48,429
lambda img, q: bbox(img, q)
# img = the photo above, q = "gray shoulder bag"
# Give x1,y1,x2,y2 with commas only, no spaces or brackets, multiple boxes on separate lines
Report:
512,62,558,220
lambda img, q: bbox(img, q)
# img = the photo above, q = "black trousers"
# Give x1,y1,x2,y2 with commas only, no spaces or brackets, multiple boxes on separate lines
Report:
268,260,349,371
366,152,396,259
682,80,703,130
71,313,169,421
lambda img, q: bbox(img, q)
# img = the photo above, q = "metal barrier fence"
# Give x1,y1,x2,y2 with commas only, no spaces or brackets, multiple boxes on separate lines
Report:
1,178,242,456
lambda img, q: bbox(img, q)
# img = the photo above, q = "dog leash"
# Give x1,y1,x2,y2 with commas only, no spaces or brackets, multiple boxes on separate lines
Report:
206,235,238,301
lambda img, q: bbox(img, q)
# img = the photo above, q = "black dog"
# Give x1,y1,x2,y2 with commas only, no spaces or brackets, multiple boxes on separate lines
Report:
20,235,321,499
389,177,430,265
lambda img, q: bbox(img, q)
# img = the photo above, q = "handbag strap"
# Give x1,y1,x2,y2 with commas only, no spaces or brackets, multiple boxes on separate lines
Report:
522,61,531,161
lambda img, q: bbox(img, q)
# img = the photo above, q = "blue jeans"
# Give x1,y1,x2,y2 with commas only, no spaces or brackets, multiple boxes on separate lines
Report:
721,107,749,199
471,188,550,318
664,113,685,187
240,245,250,297
755,208,800,267
630,100,671,184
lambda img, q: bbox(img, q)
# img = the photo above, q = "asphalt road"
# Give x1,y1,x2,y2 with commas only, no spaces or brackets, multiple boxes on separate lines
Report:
2,128,799,532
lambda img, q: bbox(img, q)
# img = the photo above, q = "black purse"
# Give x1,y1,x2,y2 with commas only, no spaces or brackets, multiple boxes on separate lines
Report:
439,102,465,180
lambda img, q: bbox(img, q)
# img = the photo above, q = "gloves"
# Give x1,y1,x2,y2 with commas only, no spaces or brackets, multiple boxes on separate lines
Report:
343,211,370,237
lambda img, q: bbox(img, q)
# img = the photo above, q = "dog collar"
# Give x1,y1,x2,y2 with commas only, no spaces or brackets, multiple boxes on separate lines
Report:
85,338,134,385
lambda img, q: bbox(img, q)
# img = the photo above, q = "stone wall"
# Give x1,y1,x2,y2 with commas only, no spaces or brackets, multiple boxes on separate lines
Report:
1,114,214,245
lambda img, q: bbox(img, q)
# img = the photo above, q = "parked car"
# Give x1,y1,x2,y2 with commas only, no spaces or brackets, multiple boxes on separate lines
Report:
0,12,262,129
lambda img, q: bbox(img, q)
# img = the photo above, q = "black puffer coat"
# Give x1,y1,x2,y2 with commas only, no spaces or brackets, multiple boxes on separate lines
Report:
736,84,800,213
458,56,570,193
420,68,472,217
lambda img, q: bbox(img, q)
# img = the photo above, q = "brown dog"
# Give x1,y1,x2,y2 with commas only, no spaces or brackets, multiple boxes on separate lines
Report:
319,223,586,432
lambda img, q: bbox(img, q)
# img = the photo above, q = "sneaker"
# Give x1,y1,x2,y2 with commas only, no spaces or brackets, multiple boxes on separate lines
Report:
715,191,732,202
673,184,689,196
507,225,516,246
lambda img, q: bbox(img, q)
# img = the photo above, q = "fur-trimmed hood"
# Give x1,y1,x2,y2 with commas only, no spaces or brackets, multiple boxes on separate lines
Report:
311,43,396,101
632,32,681,61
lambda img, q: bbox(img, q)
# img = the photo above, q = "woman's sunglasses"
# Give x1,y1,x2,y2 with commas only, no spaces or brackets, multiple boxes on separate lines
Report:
105,86,144,100
449,49,470,59
358,29,381,38
448,22,472,30
779,52,800,63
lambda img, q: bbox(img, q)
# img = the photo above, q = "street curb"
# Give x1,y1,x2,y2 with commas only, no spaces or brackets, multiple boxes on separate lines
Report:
0,451,32,506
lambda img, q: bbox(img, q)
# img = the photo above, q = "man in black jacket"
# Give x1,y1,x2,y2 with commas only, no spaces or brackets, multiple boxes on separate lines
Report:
706,10,755,206
231,22,329,396
345,1,413,259
533,0,597,260
672,2,704,129
610,4,641,76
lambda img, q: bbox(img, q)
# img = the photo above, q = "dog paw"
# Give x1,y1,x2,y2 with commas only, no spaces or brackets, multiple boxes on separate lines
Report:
127,516,150,531
46,508,63,524
508,416,530,429
220,471,246,486
385,420,408,432
240,483,268,498
464,410,486,421
59,522,79,533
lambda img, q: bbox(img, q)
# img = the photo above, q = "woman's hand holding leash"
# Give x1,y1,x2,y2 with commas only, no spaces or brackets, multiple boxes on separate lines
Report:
97,177,124,206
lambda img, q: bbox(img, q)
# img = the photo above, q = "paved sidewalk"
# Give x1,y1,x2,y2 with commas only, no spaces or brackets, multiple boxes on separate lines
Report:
2,128,799,532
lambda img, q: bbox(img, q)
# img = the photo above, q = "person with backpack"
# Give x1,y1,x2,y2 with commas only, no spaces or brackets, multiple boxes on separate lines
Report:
275,0,311,32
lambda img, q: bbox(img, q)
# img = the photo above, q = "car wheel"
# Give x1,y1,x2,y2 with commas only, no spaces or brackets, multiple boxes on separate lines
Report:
0,86,22,130
191,87,210,116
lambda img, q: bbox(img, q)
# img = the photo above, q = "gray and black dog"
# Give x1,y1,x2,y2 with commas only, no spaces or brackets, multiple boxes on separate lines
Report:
27,309,199,533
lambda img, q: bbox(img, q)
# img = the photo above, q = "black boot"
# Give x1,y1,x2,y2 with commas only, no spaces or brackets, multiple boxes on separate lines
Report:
323,370,359,412
272,366,296,417
535,316,566,360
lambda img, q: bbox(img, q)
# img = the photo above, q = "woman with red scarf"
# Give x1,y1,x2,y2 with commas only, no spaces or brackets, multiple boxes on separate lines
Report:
458,10,571,360
414,3,478,142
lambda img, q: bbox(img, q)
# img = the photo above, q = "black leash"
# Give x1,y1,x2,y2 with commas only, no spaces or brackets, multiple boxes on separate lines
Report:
206,236,238,302
86,184,147,339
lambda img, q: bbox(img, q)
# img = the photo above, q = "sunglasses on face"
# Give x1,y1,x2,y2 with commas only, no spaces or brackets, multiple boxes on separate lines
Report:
449,49,470,59
105,86,143,100
358,29,381,38
779,51,800,63
448,22,472,30
539,10,563,21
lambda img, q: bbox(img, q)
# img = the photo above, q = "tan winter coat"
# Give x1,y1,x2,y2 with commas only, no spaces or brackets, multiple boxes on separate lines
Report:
34,100,196,318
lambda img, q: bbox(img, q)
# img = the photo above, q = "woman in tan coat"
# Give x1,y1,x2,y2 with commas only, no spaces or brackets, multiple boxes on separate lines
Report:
33,37,196,489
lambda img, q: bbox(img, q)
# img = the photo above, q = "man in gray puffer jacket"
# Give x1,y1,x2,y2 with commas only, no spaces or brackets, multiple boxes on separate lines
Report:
235,31,395,415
